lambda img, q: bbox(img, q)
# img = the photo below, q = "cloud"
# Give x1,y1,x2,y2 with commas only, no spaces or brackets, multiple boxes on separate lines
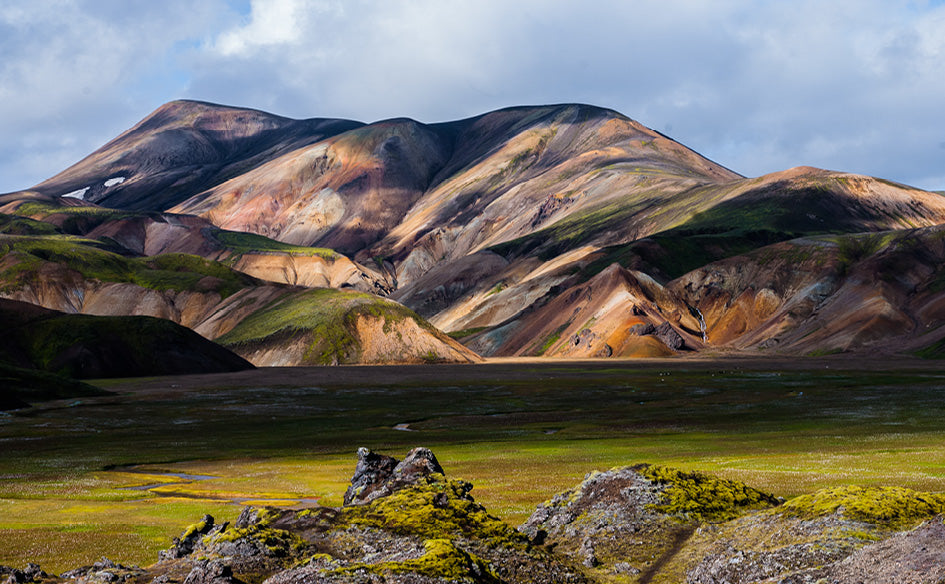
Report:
0,0,232,192
2,0,944,193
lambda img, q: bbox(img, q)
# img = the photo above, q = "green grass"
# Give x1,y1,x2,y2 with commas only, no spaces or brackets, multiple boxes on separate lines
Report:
212,230,340,260
446,327,489,340
0,235,257,298
216,288,427,364
3,363,945,570
0,213,60,236
0,362,108,410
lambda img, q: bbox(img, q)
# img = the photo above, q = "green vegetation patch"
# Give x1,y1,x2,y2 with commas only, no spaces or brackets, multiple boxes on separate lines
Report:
914,337,945,360
11,202,137,235
333,538,500,583
339,475,528,548
778,485,945,529
213,230,340,260
204,509,305,557
0,362,107,410
447,327,489,340
216,288,426,365
0,235,255,298
16,313,226,378
0,213,60,236
636,463,782,522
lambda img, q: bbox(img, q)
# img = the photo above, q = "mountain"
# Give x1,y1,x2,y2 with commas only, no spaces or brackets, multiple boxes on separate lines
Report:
0,298,251,379
12,100,363,211
0,230,475,366
4,100,945,361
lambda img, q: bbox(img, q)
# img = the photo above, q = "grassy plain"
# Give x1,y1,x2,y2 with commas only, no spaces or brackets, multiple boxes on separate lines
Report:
2,358,945,571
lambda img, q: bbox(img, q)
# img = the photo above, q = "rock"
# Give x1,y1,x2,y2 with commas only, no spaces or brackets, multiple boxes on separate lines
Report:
595,343,613,358
0,564,48,584
628,323,655,336
342,447,400,505
522,464,779,576
182,561,242,584
60,558,143,584
343,447,444,506
654,322,684,350
159,515,215,560
569,329,597,350
803,516,945,584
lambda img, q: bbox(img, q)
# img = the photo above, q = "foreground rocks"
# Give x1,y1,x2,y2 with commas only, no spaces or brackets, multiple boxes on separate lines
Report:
7,450,945,584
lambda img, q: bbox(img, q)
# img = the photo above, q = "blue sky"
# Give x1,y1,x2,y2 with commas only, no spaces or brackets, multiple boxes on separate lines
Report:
1,0,944,193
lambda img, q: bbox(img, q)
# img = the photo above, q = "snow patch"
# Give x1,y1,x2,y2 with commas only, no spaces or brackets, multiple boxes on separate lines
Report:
62,187,90,200
104,176,125,187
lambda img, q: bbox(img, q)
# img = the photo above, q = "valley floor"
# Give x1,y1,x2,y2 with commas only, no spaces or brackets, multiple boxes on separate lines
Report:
2,357,945,572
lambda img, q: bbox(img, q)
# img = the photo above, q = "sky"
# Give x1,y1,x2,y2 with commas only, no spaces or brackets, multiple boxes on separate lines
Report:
1,0,944,194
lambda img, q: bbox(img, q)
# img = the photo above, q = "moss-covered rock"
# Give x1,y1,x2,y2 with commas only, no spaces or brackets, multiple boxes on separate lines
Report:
340,475,528,549
777,485,945,529
635,463,782,522
332,539,500,583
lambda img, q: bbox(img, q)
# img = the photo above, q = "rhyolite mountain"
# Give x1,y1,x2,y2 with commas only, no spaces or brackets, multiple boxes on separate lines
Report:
4,99,945,360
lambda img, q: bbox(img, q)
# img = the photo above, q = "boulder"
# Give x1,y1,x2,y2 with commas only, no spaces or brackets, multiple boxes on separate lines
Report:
343,446,444,506
655,322,684,350
182,560,242,584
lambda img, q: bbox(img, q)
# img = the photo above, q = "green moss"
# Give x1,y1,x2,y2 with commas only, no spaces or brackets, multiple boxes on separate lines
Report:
13,202,133,221
914,337,945,360
635,463,781,522
447,327,489,340
212,230,339,260
205,525,304,557
833,232,896,275
778,485,945,529
180,518,209,541
333,538,500,583
16,313,224,378
339,475,528,549
0,213,60,236
532,323,570,356
806,348,844,357
0,235,255,298
204,508,304,557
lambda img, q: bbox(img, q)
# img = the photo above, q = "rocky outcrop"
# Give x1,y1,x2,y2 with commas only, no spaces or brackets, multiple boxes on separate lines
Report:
1,563,49,584
522,464,781,580
344,446,445,505
138,447,586,584
9,454,945,584
59,558,144,584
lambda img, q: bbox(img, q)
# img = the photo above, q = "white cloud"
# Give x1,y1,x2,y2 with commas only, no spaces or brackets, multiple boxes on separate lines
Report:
214,0,336,56
2,0,944,193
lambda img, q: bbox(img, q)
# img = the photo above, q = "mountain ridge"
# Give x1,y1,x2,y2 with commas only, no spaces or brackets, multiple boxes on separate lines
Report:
4,99,945,361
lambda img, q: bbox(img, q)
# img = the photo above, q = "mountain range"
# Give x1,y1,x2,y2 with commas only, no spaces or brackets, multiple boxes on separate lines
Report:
3,99,945,377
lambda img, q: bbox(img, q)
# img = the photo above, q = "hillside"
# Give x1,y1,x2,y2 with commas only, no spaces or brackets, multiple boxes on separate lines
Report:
0,298,251,380
0,232,474,366
5,100,945,360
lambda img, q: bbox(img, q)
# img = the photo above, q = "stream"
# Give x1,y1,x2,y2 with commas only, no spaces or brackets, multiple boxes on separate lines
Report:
113,465,320,506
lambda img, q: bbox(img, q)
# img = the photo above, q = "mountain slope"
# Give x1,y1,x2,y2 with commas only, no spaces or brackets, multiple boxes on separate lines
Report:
14,100,363,211
0,298,251,378
0,234,476,366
